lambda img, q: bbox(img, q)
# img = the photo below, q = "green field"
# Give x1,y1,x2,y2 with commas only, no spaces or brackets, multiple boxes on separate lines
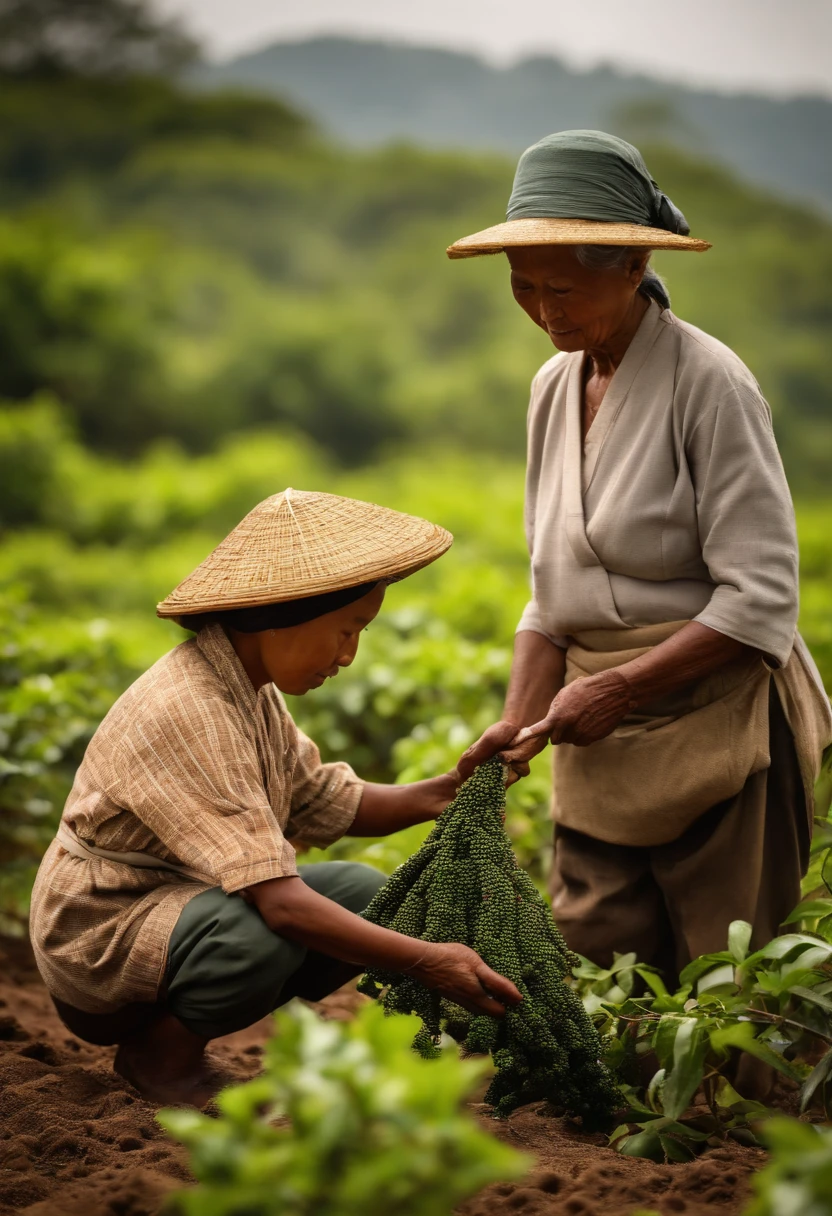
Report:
1,65,831,925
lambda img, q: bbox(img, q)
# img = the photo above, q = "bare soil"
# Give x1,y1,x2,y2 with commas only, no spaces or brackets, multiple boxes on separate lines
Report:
0,935,764,1216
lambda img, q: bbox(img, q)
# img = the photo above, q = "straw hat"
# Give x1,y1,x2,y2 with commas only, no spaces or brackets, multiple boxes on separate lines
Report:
447,130,710,258
156,489,453,618
447,217,710,259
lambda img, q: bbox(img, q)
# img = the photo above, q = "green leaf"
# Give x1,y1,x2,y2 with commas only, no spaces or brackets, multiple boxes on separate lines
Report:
659,1121,712,1141
726,1127,762,1147
709,1021,803,1083
714,1076,745,1108
800,1047,832,1113
634,966,669,998
661,1018,706,1120
653,1015,683,1068
159,1001,531,1213
659,1134,696,1162
617,1128,665,1162
789,984,832,1016
679,951,734,987
728,920,753,963
744,934,832,969
697,962,737,994
782,899,832,925
646,1067,666,1114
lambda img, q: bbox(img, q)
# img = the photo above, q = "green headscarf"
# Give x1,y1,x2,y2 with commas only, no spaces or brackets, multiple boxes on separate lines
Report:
507,130,690,235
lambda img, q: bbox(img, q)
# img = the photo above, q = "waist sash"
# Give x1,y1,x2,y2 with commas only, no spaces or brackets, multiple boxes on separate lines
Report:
55,821,211,884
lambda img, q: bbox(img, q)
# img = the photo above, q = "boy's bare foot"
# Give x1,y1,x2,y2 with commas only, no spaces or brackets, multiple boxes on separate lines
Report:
113,1011,234,1107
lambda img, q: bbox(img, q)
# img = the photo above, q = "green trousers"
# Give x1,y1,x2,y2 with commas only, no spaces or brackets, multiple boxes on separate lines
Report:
52,861,386,1044
166,861,386,1038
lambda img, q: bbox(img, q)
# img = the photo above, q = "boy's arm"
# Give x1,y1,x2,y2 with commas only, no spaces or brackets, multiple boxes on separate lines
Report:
346,773,459,836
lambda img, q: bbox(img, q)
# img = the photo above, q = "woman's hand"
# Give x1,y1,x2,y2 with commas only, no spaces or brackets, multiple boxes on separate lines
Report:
455,631,567,787
455,720,529,786
501,670,632,762
407,942,522,1017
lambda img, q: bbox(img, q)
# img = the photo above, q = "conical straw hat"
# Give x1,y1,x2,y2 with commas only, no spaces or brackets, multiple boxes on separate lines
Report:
156,489,453,618
447,217,710,259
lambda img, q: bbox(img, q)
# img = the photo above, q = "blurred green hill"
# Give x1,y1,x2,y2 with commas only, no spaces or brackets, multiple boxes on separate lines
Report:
0,71,830,489
198,36,832,216
1,3,831,921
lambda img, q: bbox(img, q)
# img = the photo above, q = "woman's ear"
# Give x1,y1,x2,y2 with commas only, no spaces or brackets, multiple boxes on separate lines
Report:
627,250,651,287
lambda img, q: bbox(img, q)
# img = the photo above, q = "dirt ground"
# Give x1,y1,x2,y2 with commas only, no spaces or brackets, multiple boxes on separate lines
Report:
0,934,765,1216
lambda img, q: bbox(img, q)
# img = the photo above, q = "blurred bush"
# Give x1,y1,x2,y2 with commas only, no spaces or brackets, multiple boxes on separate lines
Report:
160,1001,529,1216
0,594,143,930
5,419,828,906
0,396,68,527
1,9,831,924
0,0,197,78
746,1118,832,1215
0,65,830,485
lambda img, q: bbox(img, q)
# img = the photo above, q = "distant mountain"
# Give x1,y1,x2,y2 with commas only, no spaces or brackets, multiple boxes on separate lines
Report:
198,36,832,214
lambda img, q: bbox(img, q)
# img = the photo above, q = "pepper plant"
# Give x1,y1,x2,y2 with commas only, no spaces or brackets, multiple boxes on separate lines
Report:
573,748,832,1164
159,1000,529,1216
745,1117,832,1216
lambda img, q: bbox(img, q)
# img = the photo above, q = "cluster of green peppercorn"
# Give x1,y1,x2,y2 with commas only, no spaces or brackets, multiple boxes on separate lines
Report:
358,758,619,1126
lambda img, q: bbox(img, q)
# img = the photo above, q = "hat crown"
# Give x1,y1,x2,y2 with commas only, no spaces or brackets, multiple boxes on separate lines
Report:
157,489,452,618
506,128,689,236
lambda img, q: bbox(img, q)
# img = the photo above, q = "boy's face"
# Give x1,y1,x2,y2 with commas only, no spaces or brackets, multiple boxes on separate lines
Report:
230,583,386,696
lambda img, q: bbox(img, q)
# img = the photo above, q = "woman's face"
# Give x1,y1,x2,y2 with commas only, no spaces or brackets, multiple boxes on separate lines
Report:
231,583,386,696
506,245,649,353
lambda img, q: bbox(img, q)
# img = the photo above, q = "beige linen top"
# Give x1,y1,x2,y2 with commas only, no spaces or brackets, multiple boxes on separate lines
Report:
518,300,801,667
29,624,363,1013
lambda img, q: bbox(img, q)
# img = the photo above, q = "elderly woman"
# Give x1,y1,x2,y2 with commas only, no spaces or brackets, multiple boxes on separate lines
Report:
455,131,832,978
30,490,520,1106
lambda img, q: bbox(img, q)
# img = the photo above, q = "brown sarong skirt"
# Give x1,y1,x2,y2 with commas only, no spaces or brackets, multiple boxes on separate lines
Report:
549,682,809,979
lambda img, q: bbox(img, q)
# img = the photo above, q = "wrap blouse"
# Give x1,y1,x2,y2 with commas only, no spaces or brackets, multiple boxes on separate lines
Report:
518,300,801,667
30,624,363,1013
516,299,832,844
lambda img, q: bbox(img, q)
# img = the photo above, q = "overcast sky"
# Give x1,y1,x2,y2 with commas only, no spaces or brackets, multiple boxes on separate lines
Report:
157,0,832,99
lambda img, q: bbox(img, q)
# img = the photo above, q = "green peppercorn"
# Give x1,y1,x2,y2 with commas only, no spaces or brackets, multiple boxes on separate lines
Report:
358,758,619,1126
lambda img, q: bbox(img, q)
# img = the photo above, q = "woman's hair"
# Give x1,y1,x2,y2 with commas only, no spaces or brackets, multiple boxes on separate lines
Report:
574,245,671,310
174,580,381,634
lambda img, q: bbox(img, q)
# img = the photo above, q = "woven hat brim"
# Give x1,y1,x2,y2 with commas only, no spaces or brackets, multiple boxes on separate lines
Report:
447,217,710,258
155,491,453,619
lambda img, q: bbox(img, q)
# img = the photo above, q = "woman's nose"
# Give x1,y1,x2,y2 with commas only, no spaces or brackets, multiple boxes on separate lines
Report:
541,300,565,325
337,637,359,667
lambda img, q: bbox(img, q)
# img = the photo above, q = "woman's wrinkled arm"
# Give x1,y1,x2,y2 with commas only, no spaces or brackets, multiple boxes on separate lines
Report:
503,622,754,759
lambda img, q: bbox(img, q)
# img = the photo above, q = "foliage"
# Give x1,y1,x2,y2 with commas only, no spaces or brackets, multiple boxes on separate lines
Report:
0,68,830,483
0,396,69,527
0,593,143,929
0,75,306,203
746,1117,832,1216
0,0,197,78
0,417,830,916
159,1000,529,1216
573,814,832,1164
359,759,619,1124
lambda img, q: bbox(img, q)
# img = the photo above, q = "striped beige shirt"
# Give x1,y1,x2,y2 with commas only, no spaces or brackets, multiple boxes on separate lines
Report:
29,624,363,1013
